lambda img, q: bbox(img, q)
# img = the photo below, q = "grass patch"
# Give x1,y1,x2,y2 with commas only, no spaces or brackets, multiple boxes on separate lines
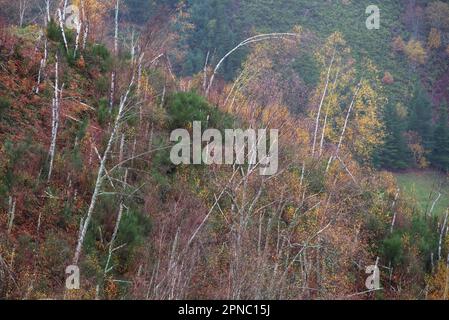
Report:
11,25,41,42
395,170,449,217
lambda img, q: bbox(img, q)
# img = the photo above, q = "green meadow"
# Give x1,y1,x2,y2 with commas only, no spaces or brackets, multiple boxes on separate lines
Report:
395,171,449,217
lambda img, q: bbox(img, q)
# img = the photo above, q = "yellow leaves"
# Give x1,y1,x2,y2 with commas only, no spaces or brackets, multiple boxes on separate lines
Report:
395,35,430,63
72,0,111,37
295,127,310,147
284,206,296,222
347,80,385,161
404,40,427,65
404,131,429,169
380,171,397,193
315,31,348,67
292,25,303,36
428,28,442,49
311,34,384,160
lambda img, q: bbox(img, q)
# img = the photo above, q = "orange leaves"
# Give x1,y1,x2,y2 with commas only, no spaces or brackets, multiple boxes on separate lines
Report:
76,55,86,69
426,262,449,300
392,36,406,52
382,72,394,85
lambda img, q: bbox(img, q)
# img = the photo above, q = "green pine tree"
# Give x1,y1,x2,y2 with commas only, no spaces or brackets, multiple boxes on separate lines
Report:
431,104,449,172
180,0,245,80
377,103,411,169
408,84,433,150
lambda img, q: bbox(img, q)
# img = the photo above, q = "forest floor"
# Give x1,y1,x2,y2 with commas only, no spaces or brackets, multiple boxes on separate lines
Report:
395,170,449,217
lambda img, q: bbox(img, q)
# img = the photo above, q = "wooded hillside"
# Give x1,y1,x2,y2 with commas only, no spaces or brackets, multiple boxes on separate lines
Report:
0,0,448,300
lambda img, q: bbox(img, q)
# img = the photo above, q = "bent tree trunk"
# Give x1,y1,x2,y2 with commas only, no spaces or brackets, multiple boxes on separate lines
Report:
205,33,301,96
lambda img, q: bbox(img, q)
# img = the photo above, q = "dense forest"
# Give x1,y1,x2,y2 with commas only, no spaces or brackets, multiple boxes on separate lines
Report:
0,0,449,300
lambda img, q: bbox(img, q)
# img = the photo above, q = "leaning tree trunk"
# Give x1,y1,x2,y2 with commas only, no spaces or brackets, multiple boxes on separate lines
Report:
326,83,361,173
73,73,135,265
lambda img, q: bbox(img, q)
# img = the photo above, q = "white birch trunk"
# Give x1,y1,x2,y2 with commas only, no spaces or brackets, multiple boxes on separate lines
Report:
428,192,442,217
73,20,82,58
19,0,28,28
109,71,116,110
130,29,136,65
445,252,449,299
7,196,16,235
137,52,144,94
57,9,69,54
104,135,128,275
109,0,120,111
36,60,44,94
438,210,448,261
203,51,210,93
62,0,68,21
319,110,329,157
80,0,88,50
390,189,400,234
82,23,89,50
336,84,361,155
326,83,361,172
160,85,166,108
48,55,61,181
35,39,49,94
114,0,120,56
45,0,51,24
35,39,47,94
205,33,300,96
312,50,335,157
319,69,339,156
